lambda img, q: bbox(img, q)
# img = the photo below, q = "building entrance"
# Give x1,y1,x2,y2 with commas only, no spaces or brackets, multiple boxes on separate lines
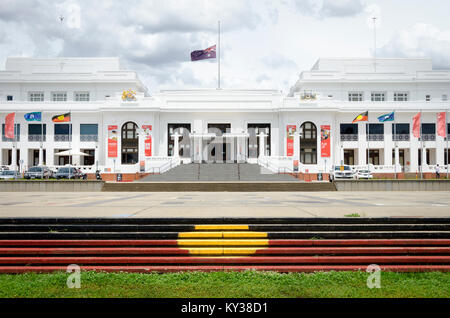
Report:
207,124,230,163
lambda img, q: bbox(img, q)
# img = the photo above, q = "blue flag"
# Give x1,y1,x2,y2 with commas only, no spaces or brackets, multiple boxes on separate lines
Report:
24,112,42,122
377,112,394,122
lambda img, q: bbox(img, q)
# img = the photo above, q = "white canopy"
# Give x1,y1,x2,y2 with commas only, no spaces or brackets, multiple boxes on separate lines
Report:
54,150,92,157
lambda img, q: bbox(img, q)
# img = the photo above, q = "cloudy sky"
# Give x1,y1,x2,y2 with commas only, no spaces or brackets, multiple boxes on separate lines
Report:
1,0,450,94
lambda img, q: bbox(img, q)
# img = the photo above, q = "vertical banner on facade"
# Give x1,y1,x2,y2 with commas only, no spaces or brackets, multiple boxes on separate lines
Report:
320,125,331,158
142,125,152,157
286,125,296,157
5,112,15,139
437,112,446,137
107,125,118,158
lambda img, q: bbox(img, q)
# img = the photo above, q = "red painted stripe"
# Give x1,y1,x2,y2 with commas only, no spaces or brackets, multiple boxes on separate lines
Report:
253,247,450,255
0,239,449,247
0,240,179,247
268,239,450,246
0,265,449,273
1,246,449,255
0,256,449,265
0,247,190,255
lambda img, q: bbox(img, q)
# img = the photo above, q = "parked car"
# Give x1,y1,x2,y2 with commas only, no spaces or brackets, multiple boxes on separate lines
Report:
76,168,88,180
330,165,354,181
0,170,20,180
55,167,83,179
356,169,373,180
0,166,9,172
24,166,53,179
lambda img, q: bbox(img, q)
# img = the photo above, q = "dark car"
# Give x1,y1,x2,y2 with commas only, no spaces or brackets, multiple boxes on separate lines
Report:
55,167,83,179
24,166,52,179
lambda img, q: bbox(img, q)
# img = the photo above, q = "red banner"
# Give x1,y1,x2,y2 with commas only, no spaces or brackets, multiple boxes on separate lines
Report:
320,125,331,158
286,125,296,157
145,136,152,157
437,112,446,137
412,112,421,138
5,112,15,139
107,125,118,158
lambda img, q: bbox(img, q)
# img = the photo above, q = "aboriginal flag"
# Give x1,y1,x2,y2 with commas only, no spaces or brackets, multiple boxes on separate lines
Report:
352,111,369,123
52,112,71,122
191,45,216,61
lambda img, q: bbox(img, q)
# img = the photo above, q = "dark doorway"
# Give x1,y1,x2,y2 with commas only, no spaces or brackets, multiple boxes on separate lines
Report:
168,124,191,158
207,124,231,163
247,124,271,158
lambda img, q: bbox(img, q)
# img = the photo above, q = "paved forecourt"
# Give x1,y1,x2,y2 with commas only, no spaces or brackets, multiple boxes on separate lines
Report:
0,191,449,218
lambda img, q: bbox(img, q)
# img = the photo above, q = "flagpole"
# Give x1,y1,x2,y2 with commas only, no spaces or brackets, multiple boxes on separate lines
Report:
447,109,449,179
394,110,397,180
218,20,221,90
420,109,423,180
367,112,370,171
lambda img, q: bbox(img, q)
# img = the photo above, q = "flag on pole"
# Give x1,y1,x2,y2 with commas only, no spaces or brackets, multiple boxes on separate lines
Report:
437,112,446,137
52,112,71,122
191,45,216,61
24,112,42,122
352,111,368,123
4,112,15,139
412,112,421,138
377,111,395,122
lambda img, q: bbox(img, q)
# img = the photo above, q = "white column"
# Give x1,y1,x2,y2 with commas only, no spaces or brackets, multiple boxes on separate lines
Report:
258,132,267,158
293,132,300,161
11,146,17,170
384,123,393,166
38,147,44,166
171,133,181,158
422,146,427,167
436,137,445,166
394,147,400,166
340,145,344,165
410,139,419,173
358,123,366,166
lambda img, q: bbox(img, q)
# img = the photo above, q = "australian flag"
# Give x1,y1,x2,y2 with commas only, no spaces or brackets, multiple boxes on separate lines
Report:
191,45,216,61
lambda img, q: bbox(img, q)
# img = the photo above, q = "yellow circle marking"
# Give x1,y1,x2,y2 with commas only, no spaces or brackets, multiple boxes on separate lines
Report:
177,239,269,246
195,225,249,231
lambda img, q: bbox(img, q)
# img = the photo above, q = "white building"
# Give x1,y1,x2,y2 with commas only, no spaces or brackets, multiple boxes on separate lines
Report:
0,57,449,178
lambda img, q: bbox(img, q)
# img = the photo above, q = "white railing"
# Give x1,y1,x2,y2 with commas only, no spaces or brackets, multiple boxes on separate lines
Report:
147,156,181,174
258,156,294,173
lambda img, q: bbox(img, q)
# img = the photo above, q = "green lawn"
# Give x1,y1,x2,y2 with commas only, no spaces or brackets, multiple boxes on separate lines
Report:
0,271,448,298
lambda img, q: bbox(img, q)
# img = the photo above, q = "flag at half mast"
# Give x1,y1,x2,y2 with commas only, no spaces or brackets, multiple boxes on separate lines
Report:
352,111,369,123
191,45,216,61
52,112,71,123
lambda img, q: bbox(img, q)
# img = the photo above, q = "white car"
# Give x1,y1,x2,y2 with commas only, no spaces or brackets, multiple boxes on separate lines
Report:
0,170,20,180
356,170,373,179
330,165,354,181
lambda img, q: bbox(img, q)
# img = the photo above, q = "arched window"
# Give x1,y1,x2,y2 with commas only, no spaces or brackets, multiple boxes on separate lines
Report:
121,122,138,165
300,121,317,164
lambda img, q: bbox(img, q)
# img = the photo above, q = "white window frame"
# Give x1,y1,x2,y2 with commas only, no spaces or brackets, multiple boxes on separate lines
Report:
52,92,67,102
394,92,409,102
74,92,90,102
371,92,386,102
28,92,45,102
348,92,364,102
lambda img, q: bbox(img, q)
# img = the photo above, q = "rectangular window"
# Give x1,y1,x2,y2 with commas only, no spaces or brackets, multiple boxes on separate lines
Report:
442,95,448,101
426,95,431,102
54,124,72,142
28,92,44,102
28,124,46,142
371,92,386,101
74,92,90,101
6,95,13,101
366,124,384,135
392,124,410,135
52,92,67,101
2,124,20,141
340,124,358,135
421,123,435,135
80,124,98,142
348,92,363,101
394,92,409,101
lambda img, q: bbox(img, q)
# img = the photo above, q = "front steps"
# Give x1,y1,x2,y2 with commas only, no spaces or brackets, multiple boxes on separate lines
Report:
0,218,449,273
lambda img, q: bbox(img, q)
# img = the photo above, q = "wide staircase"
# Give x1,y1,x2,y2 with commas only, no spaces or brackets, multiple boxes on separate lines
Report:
0,217,449,273
140,163,299,182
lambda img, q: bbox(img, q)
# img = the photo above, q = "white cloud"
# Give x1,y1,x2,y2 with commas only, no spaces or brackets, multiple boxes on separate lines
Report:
293,0,367,18
378,23,450,69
